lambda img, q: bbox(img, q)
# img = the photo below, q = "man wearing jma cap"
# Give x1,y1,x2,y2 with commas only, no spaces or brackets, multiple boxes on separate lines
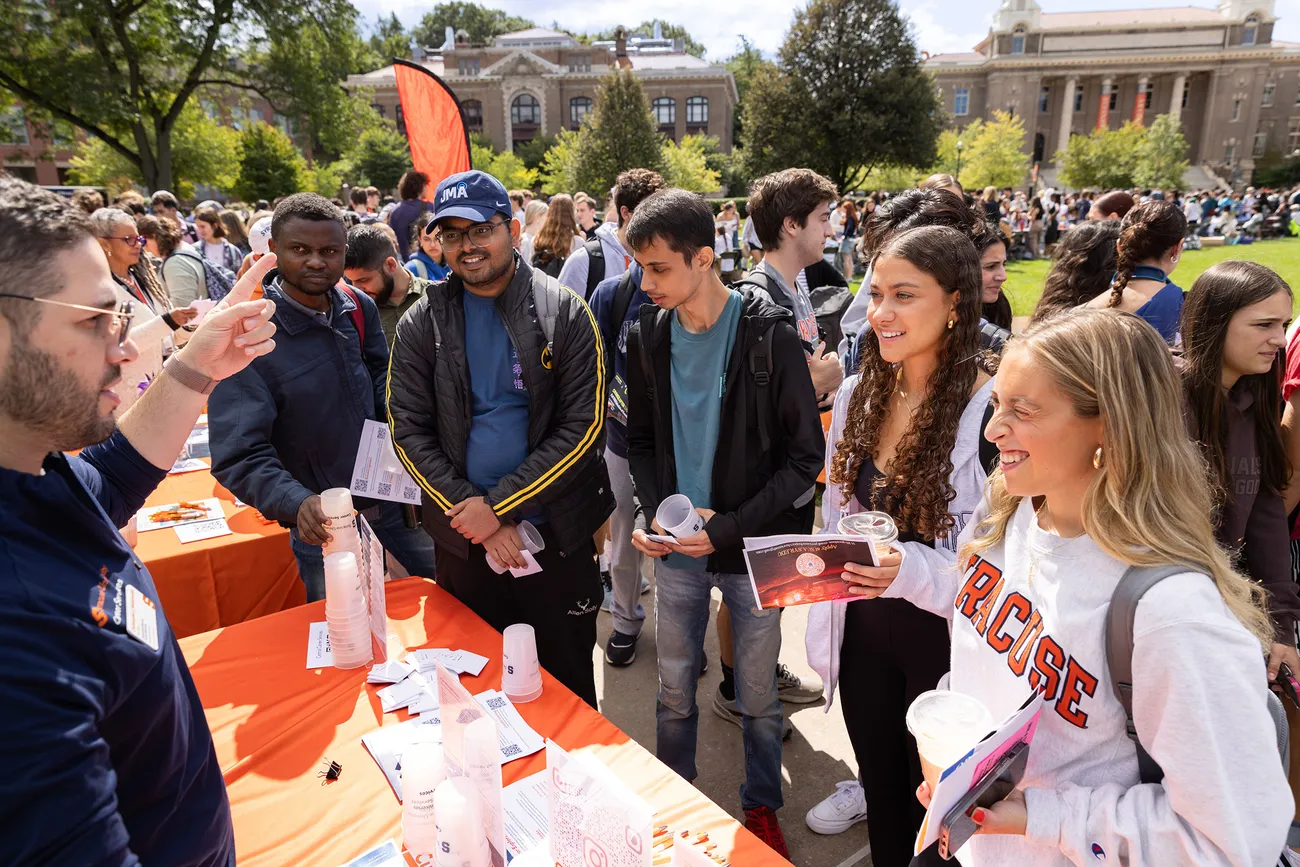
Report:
387,171,613,706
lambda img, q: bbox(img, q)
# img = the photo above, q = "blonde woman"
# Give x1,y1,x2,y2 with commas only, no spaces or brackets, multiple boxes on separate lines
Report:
518,199,549,264
842,309,1292,865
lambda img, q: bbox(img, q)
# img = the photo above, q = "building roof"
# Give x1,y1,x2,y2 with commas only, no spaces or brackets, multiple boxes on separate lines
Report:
629,53,713,70
493,27,576,46
1037,6,1226,29
345,60,444,87
925,52,988,65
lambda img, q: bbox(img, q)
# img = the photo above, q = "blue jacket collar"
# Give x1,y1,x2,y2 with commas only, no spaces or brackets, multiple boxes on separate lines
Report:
261,270,356,336
1131,264,1170,284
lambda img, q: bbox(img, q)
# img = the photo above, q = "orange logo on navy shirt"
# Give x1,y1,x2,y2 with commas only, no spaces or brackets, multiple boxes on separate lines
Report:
89,567,110,627
956,554,1100,729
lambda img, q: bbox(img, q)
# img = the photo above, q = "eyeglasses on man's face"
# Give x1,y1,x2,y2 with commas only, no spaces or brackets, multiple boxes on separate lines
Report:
435,219,507,249
0,293,135,347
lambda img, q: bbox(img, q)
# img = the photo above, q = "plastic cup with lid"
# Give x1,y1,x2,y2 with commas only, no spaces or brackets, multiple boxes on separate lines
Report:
905,689,994,793
838,511,899,555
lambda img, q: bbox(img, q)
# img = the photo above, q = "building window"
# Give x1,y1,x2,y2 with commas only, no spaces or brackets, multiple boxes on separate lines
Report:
1263,82,1276,107
248,108,264,125
0,107,28,145
1232,98,1241,122
954,87,969,116
371,103,386,119
686,96,709,124
1074,88,1085,112
462,99,483,131
275,113,297,137
652,97,676,125
511,93,541,127
1011,27,1025,55
1139,82,1153,109
1184,84,1191,109
1288,117,1300,153
1039,86,1049,113
568,55,590,73
1254,130,1268,156
457,58,480,77
1106,84,1118,111
1225,141,1236,163
569,96,592,130
1243,15,1257,46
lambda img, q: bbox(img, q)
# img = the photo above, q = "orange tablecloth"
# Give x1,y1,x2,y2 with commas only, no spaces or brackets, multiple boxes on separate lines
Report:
138,466,303,639
180,577,791,867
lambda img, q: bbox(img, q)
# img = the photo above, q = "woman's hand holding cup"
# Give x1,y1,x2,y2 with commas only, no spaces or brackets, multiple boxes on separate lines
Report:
841,549,902,597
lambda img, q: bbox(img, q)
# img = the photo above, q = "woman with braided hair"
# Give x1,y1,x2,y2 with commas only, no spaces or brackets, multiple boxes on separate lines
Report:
805,225,999,863
1084,199,1186,344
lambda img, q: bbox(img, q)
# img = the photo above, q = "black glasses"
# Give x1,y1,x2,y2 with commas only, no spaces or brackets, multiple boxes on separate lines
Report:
106,235,147,247
0,293,135,346
436,219,507,248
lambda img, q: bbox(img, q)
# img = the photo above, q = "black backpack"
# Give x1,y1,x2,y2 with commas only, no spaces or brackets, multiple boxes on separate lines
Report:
584,236,606,299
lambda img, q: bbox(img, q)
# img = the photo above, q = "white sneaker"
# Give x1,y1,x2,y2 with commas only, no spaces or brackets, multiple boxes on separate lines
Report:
805,780,867,835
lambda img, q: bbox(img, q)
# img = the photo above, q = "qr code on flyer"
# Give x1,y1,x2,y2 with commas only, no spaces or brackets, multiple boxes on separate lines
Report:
354,478,368,493
377,482,393,497
550,801,648,867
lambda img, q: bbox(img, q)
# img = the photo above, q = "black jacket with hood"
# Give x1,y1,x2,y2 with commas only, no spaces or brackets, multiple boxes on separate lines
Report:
387,254,613,558
626,289,825,574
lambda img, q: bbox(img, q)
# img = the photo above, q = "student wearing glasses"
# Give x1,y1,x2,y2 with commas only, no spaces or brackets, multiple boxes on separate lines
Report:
388,170,614,708
88,208,196,413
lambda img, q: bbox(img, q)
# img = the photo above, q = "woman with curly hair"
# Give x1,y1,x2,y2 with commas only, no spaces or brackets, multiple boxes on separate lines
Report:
804,225,998,863
1083,199,1186,344
1030,220,1120,323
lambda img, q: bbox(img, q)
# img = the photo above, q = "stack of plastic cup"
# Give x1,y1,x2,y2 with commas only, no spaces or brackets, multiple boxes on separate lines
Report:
321,488,361,562
434,777,491,867
501,623,543,703
402,742,446,859
325,551,372,669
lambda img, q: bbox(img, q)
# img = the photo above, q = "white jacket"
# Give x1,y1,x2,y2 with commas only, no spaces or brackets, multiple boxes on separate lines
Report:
805,374,994,708
887,497,1292,866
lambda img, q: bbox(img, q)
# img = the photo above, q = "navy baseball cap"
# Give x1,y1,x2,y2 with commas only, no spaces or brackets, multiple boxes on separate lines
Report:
431,170,513,224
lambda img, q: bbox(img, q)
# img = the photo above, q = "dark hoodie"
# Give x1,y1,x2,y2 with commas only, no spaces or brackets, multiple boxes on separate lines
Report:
625,289,825,574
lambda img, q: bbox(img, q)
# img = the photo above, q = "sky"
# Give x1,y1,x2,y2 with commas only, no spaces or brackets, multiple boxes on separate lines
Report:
351,0,1300,61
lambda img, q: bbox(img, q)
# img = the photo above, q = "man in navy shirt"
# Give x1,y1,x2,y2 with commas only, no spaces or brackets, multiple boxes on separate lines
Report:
0,176,279,865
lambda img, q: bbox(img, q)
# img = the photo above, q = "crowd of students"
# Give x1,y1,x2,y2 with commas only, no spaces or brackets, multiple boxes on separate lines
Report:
4,162,1300,866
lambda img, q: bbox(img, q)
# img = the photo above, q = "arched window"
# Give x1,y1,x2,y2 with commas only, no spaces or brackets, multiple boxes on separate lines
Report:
569,96,592,130
1242,15,1257,45
652,97,676,125
686,96,709,125
1011,26,1026,54
462,99,483,131
511,93,541,126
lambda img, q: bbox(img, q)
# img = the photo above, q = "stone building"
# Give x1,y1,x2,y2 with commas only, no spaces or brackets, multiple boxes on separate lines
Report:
346,26,738,156
926,0,1300,188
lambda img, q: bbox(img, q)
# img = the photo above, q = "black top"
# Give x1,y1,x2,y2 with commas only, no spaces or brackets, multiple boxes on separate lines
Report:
853,453,935,549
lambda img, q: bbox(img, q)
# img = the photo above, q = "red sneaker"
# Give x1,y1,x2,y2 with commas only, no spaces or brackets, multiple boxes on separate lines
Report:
744,806,790,859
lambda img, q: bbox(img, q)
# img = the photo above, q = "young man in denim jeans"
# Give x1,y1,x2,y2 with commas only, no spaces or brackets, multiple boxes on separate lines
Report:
624,189,824,857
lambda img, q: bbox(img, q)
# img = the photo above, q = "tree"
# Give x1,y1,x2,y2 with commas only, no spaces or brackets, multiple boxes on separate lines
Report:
958,110,1031,190
743,0,941,192
859,164,925,191
1055,122,1146,190
469,132,537,189
539,130,581,195
304,160,350,198
725,35,773,146
515,134,558,172
661,136,722,192
0,0,373,192
233,123,306,201
349,125,411,191
412,2,534,47
67,102,240,199
364,13,411,72
1135,114,1190,190
570,69,664,198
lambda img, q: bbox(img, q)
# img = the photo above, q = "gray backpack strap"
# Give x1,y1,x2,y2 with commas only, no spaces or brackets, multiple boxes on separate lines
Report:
1105,564,1197,785
530,268,559,350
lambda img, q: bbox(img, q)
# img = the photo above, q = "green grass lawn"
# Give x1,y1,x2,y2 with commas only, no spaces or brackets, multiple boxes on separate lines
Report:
849,237,1300,317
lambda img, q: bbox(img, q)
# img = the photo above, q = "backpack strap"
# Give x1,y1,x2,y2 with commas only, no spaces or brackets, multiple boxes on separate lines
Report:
584,236,606,299
338,285,366,342
748,323,777,454
637,304,667,406
529,268,559,351
605,269,639,361
1105,564,1201,784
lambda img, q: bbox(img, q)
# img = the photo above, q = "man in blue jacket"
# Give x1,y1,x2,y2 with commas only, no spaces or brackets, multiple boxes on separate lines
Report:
210,193,436,600
0,176,278,865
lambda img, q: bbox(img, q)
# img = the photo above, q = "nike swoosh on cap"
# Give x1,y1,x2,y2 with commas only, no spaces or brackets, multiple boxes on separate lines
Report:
496,201,510,208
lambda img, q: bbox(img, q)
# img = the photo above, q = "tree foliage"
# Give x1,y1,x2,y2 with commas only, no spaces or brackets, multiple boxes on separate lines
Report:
515,134,558,172
1055,120,1162,190
67,102,240,199
350,125,411,191
957,110,1031,190
725,35,772,146
413,2,534,47
233,123,306,202
661,135,722,192
539,130,581,195
470,133,537,189
1135,114,1190,190
363,13,411,72
568,69,664,198
0,0,375,191
742,0,941,192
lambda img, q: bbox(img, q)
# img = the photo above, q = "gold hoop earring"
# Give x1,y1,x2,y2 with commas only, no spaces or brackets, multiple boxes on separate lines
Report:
1093,446,1104,469
947,317,955,330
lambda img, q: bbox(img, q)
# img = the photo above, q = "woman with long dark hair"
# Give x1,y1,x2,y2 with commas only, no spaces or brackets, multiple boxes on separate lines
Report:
805,226,998,863
1084,200,1186,343
1180,260,1300,680
531,193,583,278
972,221,1013,331
1030,221,1121,323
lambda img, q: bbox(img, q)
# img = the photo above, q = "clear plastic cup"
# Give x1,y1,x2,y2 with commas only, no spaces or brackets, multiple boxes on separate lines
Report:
838,511,899,553
434,777,491,867
402,742,446,858
502,623,543,703
656,494,704,537
906,690,994,792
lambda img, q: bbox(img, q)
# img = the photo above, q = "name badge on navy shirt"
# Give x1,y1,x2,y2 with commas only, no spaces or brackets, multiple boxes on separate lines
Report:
125,584,160,651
